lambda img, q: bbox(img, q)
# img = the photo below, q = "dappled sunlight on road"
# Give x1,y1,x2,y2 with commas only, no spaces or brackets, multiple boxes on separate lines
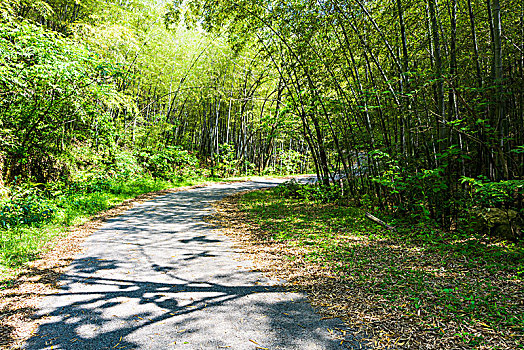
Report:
24,180,362,349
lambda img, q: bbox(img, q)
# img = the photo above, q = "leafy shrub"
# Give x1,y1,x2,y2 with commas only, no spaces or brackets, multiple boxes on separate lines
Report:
274,179,304,198
214,143,237,177
65,172,113,194
0,185,54,229
140,146,199,179
461,176,524,208
0,20,116,183
110,151,143,179
274,179,339,202
368,148,467,225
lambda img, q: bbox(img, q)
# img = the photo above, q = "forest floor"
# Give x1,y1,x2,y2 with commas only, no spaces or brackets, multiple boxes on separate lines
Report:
1,178,362,350
209,188,524,349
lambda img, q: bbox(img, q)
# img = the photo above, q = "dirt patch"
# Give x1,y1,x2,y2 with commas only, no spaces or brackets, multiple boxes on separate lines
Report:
0,184,210,350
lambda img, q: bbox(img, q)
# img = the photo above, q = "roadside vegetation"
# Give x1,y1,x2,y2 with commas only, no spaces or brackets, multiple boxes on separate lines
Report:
0,0,310,280
221,181,524,349
0,149,222,281
1,176,193,277
1,0,523,347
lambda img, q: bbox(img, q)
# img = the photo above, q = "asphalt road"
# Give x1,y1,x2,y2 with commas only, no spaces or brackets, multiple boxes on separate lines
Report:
23,178,365,350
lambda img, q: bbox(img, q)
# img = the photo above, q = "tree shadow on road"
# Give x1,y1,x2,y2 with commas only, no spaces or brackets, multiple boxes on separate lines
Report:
22,182,367,349
23,255,363,350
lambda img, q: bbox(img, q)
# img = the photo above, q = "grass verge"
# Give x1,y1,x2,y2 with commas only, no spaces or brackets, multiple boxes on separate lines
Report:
211,187,524,349
0,176,196,279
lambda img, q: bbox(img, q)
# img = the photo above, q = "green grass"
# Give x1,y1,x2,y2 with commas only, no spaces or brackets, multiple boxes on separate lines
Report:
0,175,229,281
238,188,524,348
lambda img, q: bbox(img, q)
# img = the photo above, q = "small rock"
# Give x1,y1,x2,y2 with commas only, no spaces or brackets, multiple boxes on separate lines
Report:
475,207,521,241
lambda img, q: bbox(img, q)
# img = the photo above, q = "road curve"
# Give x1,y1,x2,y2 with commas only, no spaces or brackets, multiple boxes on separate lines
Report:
23,178,365,350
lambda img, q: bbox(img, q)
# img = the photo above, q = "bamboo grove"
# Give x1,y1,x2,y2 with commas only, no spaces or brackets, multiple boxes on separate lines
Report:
1,0,309,186
184,0,524,227
1,0,523,229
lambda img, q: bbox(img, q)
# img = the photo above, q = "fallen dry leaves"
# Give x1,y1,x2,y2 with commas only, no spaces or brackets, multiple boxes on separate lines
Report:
209,191,524,350
2,180,521,349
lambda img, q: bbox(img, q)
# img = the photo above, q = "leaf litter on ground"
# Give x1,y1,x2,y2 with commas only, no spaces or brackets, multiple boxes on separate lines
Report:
208,188,524,350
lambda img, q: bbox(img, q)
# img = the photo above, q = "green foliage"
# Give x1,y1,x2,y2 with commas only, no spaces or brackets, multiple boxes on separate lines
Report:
0,227,43,268
140,146,199,179
0,169,180,232
1,0,308,188
366,147,497,228
9,0,102,34
0,19,119,182
111,151,143,179
271,149,305,175
0,184,54,229
183,0,523,232
273,179,305,198
0,171,212,271
214,143,237,177
461,176,524,208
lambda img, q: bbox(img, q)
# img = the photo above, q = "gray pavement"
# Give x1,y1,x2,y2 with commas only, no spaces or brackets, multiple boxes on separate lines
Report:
23,179,365,349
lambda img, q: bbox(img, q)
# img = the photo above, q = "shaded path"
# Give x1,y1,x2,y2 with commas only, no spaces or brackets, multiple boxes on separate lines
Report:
24,179,364,349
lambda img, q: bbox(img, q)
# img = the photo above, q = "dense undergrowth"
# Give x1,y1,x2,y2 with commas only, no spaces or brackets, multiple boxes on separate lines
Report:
276,177,524,241
236,182,524,348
